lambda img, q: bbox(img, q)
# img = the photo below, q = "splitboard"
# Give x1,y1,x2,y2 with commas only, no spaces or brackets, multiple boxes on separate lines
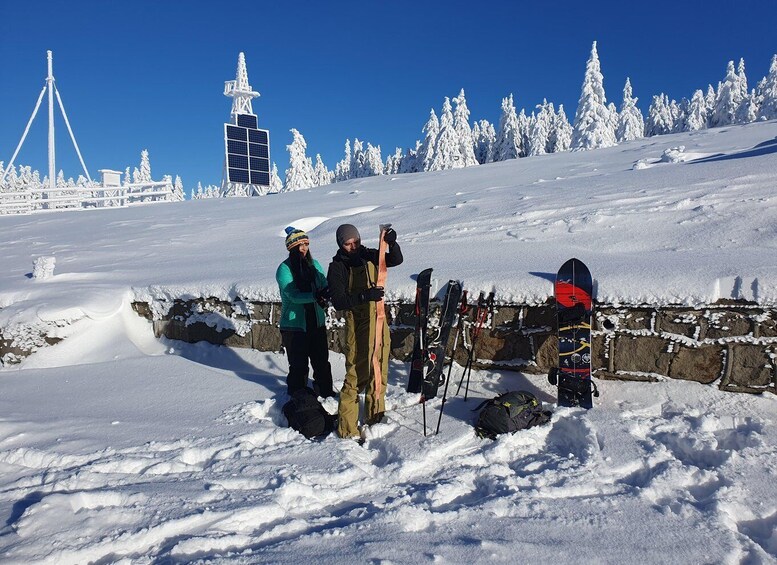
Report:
407,268,434,394
549,258,598,409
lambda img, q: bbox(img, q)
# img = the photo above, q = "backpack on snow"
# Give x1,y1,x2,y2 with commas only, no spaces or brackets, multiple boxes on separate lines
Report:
282,388,336,439
474,390,552,439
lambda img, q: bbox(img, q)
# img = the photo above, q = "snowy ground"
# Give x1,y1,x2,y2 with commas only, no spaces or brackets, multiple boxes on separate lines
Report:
1,121,777,563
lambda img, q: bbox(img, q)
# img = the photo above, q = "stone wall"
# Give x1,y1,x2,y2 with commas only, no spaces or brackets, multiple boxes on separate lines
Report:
132,297,777,395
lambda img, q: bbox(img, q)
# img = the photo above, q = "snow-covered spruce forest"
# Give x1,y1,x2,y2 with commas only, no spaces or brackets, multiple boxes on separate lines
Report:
3,42,777,200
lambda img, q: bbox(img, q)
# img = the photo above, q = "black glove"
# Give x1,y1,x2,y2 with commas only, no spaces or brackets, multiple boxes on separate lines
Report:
315,287,331,308
359,286,384,303
383,228,397,245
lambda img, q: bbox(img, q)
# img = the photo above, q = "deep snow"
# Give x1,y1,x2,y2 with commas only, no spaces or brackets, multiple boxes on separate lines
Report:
1,121,777,563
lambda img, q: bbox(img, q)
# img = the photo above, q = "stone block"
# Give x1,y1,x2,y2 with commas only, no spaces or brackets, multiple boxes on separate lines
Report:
249,303,276,324
523,304,556,332
724,344,774,388
533,334,558,371
704,310,752,339
668,344,724,384
755,311,777,338
251,323,282,352
613,335,673,375
657,310,704,340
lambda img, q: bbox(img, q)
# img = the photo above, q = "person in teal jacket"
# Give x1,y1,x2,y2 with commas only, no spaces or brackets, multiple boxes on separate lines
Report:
276,226,336,398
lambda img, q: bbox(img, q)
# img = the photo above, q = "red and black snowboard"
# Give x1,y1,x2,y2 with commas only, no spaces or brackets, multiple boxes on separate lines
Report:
549,258,598,409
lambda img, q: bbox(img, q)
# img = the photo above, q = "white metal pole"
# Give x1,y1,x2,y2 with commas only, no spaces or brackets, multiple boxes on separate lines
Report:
0,86,46,185
54,87,92,183
47,50,56,196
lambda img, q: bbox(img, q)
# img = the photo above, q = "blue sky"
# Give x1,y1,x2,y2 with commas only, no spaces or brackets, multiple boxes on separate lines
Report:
1,0,775,192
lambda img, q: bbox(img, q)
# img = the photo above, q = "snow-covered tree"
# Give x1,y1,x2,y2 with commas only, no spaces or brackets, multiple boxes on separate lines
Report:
384,147,403,175
453,89,478,167
712,60,745,127
645,94,674,137
758,54,777,119
616,78,644,142
527,100,554,156
313,154,333,187
363,143,383,177
473,119,496,164
398,142,421,174
571,41,616,151
172,175,185,201
686,90,708,131
350,139,367,178
494,94,522,161
417,109,439,172
334,140,352,182
284,128,316,191
549,104,573,153
270,162,283,193
430,97,462,170
138,149,152,182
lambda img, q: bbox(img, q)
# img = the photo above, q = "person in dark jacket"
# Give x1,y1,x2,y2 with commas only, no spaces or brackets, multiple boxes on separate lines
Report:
327,223,403,439
276,226,336,398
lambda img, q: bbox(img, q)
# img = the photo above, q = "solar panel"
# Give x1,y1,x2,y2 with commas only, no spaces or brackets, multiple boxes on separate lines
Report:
237,114,258,129
224,115,271,188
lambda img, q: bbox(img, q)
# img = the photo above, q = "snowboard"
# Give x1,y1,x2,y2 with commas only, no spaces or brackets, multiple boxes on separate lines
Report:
549,258,597,409
407,268,433,393
422,280,463,400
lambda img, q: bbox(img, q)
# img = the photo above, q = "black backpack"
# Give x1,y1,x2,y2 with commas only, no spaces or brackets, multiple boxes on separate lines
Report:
282,388,336,439
474,391,552,439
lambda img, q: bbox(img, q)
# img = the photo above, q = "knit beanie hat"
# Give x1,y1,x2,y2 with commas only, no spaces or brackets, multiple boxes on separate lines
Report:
336,224,361,248
285,226,309,251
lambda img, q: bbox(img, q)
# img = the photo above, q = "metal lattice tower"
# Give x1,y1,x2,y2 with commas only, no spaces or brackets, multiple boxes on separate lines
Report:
221,53,271,197
224,52,260,124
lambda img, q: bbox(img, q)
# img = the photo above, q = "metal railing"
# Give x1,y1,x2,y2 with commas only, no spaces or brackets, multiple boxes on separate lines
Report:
0,181,173,215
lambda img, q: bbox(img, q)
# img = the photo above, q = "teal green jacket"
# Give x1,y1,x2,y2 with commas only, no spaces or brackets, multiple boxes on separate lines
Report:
276,257,328,331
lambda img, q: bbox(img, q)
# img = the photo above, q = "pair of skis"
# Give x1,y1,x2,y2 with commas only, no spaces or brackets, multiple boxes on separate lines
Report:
407,271,495,434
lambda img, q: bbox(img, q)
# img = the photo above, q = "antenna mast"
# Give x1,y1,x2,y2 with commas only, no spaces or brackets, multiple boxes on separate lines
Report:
1,51,92,188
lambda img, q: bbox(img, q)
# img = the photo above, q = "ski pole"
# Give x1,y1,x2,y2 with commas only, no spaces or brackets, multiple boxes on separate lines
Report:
435,291,468,435
456,291,486,398
461,291,494,400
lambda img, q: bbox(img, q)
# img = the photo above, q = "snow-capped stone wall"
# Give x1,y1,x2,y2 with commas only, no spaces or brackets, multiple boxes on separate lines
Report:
131,298,777,395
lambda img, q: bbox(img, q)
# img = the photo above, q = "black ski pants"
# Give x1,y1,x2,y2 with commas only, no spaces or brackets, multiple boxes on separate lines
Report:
281,325,334,397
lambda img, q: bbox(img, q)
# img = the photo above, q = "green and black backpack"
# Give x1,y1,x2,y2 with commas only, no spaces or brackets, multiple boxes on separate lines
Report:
474,390,552,439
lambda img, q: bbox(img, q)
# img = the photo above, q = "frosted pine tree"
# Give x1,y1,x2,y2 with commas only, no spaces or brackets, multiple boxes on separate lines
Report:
334,140,352,182
669,99,684,133
363,144,384,177
284,128,316,191
645,94,674,137
453,89,478,167
528,100,553,156
686,90,708,131
430,97,462,170
270,163,283,193
384,148,403,175
571,41,616,151
758,54,777,119
549,105,573,153
705,85,717,125
124,167,131,185
712,61,744,127
398,142,421,174
494,94,522,161
172,176,185,201
473,119,496,164
417,109,439,172
350,139,367,178
616,78,644,142
138,149,152,182
313,154,333,187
